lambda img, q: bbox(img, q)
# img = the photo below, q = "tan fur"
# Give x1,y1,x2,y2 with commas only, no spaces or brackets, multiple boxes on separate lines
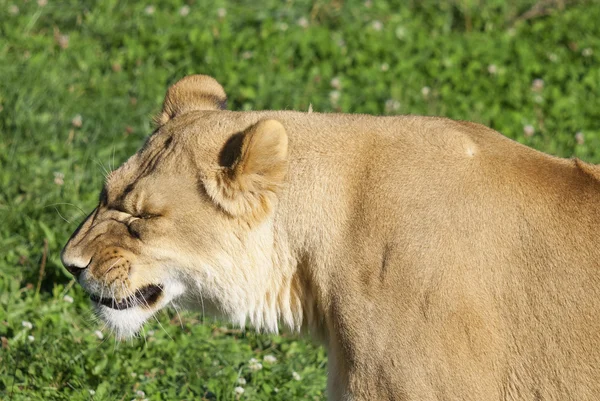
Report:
155,74,227,125
203,119,289,221
62,75,600,400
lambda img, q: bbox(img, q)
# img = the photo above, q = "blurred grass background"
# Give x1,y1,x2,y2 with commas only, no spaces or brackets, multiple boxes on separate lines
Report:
0,0,599,399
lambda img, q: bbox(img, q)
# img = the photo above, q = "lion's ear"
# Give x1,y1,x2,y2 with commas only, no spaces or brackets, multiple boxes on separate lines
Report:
156,75,227,126
204,119,289,220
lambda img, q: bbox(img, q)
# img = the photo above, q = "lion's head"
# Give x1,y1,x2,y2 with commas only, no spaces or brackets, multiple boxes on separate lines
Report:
61,75,297,338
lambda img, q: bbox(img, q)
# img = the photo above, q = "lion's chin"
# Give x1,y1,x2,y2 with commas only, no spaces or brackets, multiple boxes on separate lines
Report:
93,280,186,340
94,304,157,339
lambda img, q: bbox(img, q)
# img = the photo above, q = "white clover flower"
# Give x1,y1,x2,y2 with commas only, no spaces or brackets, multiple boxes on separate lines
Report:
94,330,104,340
582,48,593,57
71,114,82,128
144,6,155,15
277,22,288,32
575,131,585,145
53,171,64,186
385,99,401,113
292,371,301,381
8,5,19,15
249,360,263,371
22,321,33,330
487,64,497,75
63,295,74,303
273,387,279,393
136,390,146,397
523,125,535,137
371,20,383,31
89,390,96,395
297,17,308,28
234,386,245,394
217,7,226,18
179,5,190,16
57,34,69,49
531,79,544,92
130,372,137,378
395,26,406,39
547,53,558,62
263,355,277,363
27,335,35,342
421,86,431,97
329,90,340,104
241,51,253,60
330,77,341,90
237,377,246,385
380,63,389,72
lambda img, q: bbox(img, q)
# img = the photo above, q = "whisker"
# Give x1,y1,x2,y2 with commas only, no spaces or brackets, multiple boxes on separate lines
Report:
152,314,174,342
104,258,123,276
111,283,121,346
99,286,105,308
53,207,72,224
122,285,136,347
110,145,116,172
110,284,116,313
171,302,184,330
128,284,174,342
200,291,206,324
120,284,147,342
94,159,110,179
193,286,206,324
43,202,87,218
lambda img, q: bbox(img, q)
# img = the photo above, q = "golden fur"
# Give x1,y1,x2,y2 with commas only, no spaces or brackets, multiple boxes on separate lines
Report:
62,75,600,400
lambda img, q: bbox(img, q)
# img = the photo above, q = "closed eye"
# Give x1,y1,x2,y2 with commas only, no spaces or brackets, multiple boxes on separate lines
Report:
135,213,160,219
108,206,159,220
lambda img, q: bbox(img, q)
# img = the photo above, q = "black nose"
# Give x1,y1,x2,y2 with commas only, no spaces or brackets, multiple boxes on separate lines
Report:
64,263,86,278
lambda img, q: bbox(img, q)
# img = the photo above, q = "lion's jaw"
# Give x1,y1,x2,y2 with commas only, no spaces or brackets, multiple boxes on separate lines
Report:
92,278,186,339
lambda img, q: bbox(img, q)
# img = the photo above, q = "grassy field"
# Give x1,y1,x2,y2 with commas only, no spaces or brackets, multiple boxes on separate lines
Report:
1,0,599,399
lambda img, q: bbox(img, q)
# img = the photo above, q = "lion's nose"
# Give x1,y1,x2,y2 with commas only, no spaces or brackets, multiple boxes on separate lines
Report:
64,262,87,278
61,247,91,278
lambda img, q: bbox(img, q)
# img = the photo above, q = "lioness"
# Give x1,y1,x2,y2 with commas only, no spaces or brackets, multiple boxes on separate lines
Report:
62,75,600,400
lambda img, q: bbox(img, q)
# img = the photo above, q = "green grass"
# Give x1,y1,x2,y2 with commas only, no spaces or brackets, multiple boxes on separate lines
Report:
1,0,599,399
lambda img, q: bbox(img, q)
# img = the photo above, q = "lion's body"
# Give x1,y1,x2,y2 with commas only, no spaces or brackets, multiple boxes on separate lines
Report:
62,76,600,400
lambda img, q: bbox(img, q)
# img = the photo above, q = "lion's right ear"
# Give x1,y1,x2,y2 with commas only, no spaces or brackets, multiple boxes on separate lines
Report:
155,74,227,126
203,119,289,222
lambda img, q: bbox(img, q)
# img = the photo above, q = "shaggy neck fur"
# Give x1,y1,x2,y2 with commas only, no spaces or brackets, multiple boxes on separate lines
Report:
226,214,327,337
246,144,351,341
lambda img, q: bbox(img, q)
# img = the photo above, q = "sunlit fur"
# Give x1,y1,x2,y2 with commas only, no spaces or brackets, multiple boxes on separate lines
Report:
62,75,600,401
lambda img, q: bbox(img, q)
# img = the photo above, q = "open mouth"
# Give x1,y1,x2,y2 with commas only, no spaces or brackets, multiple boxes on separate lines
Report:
90,284,163,310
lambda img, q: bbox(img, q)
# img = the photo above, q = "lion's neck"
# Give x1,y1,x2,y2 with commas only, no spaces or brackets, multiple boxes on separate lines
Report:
270,143,358,340
252,226,332,340
239,200,339,339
